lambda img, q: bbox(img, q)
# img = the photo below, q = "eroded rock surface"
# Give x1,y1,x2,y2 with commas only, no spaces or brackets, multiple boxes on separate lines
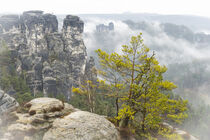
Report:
0,11,94,100
25,97,64,115
0,97,120,140
0,97,76,140
0,90,19,115
0,91,19,139
43,111,120,140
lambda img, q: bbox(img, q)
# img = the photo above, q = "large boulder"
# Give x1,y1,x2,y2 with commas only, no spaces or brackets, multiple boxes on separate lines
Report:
43,111,120,140
25,97,64,115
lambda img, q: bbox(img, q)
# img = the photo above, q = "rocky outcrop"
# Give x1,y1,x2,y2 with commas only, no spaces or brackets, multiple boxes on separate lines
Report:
0,90,19,115
43,111,119,140
0,91,19,138
0,11,94,99
25,97,65,115
162,122,199,140
0,97,119,140
174,129,198,140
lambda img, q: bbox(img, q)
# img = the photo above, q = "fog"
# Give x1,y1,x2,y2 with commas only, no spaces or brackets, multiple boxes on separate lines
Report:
82,17,210,64
81,17,210,139
83,18,134,53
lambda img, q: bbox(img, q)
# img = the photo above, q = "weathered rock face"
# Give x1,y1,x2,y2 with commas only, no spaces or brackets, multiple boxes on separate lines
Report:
0,97,75,140
0,11,92,99
0,91,19,138
0,97,119,140
25,97,65,115
84,56,97,83
43,111,120,140
0,90,19,115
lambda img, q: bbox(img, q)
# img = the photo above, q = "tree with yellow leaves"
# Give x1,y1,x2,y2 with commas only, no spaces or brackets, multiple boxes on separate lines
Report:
96,33,188,135
95,49,126,119
72,78,109,113
72,80,97,113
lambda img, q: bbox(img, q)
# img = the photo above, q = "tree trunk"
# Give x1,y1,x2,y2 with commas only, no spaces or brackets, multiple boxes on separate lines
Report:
142,109,146,133
88,93,93,113
120,116,130,128
116,97,119,126
116,97,119,116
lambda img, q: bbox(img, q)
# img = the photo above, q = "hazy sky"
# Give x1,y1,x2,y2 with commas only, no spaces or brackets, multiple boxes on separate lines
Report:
1,0,210,17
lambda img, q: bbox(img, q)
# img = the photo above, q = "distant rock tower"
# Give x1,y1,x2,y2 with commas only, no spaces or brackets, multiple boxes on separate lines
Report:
96,22,114,32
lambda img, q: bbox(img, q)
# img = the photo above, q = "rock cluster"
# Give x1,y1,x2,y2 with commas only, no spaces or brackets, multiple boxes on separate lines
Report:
0,11,95,99
0,97,120,140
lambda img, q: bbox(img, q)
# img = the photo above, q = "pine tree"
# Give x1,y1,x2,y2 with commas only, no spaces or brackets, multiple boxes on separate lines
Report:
96,33,188,134
95,49,126,120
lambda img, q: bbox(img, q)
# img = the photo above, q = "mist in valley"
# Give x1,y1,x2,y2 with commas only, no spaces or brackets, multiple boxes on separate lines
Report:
80,16,210,139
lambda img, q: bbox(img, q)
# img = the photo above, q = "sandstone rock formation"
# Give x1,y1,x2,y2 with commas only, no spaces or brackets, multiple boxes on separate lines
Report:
0,11,95,100
0,90,19,115
174,129,199,140
25,97,66,115
162,122,199,140
43,111,119,140
0,91,19,138
96,22,114,32
1,98,75,140
0,97,120,140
